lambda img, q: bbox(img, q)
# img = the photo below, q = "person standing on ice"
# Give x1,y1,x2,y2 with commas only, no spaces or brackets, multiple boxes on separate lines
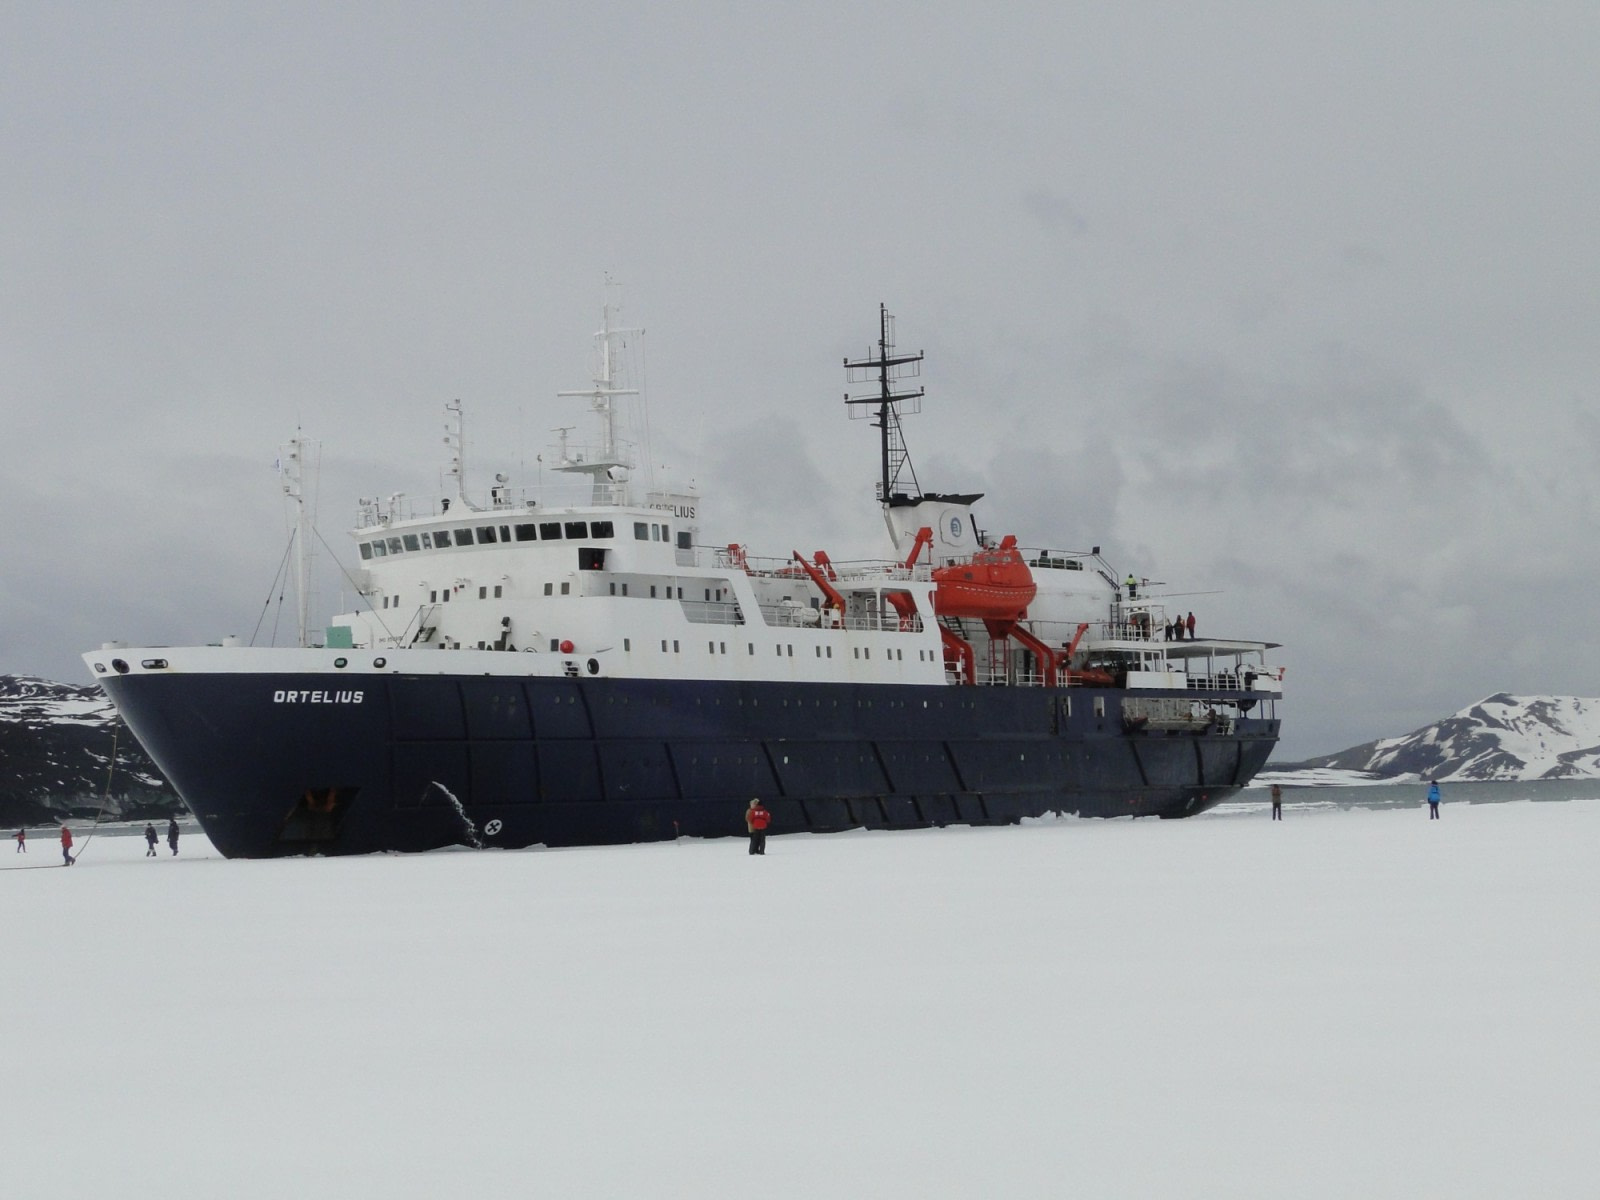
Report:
1426,780,1442,819
1270,783,1283,820
746,798,771,855
14,828,25,853
167,815,181,855
60,825,74,866
144,823,159,856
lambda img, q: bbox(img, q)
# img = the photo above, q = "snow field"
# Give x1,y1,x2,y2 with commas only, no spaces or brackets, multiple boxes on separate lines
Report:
6,801,1598,1199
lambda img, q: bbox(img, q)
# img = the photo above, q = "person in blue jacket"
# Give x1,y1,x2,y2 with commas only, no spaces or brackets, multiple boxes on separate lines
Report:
1426,780,1441,819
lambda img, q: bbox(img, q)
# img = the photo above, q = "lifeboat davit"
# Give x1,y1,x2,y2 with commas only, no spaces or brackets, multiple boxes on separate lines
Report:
932,535,1037,621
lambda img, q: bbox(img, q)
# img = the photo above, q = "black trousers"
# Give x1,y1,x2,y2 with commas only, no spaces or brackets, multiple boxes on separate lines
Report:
1271,802,1282,820
749,831,766,855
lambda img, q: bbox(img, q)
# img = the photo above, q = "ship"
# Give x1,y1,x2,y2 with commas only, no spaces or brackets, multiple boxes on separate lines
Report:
84,302,1283,857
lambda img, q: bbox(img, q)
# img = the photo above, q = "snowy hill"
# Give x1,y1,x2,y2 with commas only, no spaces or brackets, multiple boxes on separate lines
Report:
1280,694,1600,782
0,674,177,823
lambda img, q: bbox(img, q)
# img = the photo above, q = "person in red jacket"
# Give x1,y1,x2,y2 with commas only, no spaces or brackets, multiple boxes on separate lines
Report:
60,825,74,866
746,798,771,856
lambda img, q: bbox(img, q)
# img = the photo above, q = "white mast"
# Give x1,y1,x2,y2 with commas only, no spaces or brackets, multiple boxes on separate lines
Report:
279,431,318,647
556,288,641,505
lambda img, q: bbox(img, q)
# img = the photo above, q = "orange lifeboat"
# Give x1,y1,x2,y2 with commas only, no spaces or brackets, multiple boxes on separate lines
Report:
932,535,1037,621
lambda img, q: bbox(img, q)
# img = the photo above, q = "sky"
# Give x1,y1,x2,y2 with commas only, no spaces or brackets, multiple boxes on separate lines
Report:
4,3,1598,759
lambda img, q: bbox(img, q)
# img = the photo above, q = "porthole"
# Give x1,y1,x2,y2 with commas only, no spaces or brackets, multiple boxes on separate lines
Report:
334,657,348,668
587,658,600,675
374,657,387,668
93,663,106,674
140,659,169,670
111,659,129,674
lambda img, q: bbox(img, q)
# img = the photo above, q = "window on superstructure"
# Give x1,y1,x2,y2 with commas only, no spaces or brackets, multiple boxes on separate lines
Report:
499,526,510,541
621,584,628,596
543,583,552,596
420,532,433,549
650,585,657,598
579,548,605,570
371,542,387,557
442,591,451,602
564,521,588,539
677,532,691,549
494,585,502,598
478,586,487,599
673,640,680,653
634,522,648,540
540,522,562,540
453,529,474,547
403,535,420,552
359,543,373,561
650,524,661,541
387,538,403,555
591,520,614,538
476,527,497,544
560,582,570,595
429,591,436,602
515,524,537,542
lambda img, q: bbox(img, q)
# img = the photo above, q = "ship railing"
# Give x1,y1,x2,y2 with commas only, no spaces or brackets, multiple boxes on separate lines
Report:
352,480,631,529
754,602,922,633
729,552,931,583
679,599,745,626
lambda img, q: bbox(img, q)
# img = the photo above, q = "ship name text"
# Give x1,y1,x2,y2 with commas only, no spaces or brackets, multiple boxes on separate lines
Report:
273,689,366,705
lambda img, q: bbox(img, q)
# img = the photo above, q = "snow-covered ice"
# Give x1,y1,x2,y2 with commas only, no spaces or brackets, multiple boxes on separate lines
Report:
7,801,1597,1199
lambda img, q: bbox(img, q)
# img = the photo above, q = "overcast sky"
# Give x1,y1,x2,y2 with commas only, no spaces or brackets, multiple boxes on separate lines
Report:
5,4,1598,758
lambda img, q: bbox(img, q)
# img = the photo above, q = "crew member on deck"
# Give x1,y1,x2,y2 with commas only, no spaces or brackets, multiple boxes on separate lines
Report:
1186,611,1196,640
1125,574,1138,600
746,799,771,855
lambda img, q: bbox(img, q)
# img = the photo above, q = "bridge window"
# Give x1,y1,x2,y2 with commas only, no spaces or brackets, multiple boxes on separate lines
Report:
371,541,386,557
359,543,373,560
590,520,614,538
539,522,562,540
564,521,588,538
514,524,537,541
475,526,497,544
403,535,420,551
634,522,649,540
387,538,403,554
452,529,474,547
420,532,433,548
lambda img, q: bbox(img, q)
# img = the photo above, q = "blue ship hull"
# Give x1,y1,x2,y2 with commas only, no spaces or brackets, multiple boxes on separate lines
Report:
100,672,1278,857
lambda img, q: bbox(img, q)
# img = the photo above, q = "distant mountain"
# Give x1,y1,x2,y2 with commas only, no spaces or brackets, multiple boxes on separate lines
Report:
1276,694,1600,781
0,675,178,825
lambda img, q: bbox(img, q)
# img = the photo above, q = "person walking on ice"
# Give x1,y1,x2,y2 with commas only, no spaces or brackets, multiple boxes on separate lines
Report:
1426,780,1442,819
14,828,24,853
145,823,159,856
60,825,74,866
746,798,771,855
1270,783,1283,820
167,815,181,855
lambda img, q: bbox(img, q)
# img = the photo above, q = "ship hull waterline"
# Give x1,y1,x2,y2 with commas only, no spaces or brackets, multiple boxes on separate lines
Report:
98,669,1278,858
